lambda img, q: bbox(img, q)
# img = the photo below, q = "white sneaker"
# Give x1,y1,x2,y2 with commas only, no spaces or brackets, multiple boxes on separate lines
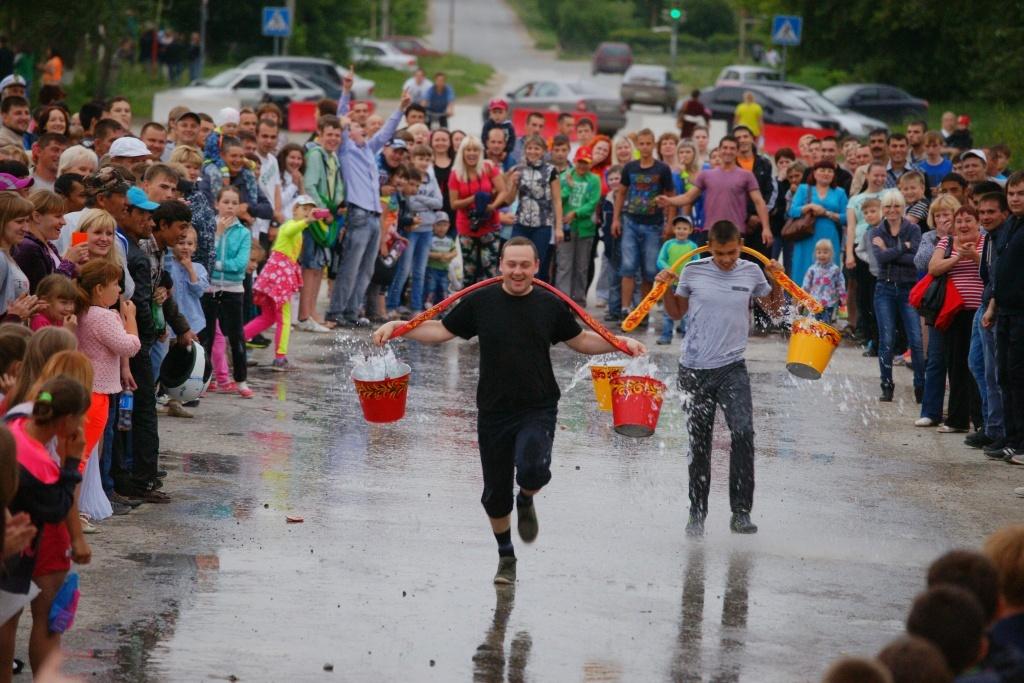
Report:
296,318,331,333
915,417,937,427
1015,487,1024,498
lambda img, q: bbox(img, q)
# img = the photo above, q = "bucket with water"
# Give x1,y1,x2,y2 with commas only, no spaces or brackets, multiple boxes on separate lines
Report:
352,362,412,423
610,375,666,437
590,364,625,411
786,318,841,380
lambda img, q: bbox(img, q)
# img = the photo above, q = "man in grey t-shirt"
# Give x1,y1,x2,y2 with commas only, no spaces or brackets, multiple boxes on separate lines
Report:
657,220,783,536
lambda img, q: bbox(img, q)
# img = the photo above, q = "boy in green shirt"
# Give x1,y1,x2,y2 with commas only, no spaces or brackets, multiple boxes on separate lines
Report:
657,215,699,345
556,147,602,305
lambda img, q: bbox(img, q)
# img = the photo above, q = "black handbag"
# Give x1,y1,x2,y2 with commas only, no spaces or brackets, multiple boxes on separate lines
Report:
915,237,954,326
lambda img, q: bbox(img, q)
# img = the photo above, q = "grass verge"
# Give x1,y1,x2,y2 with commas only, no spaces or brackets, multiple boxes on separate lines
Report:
358,53,495,99
925,101,1024,160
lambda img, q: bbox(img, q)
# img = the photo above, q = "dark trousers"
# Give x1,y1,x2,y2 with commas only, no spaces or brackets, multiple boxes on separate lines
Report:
200,291,247,383
100,392,118,494
120,344,158,486
678,361,755,515
996,314,1024,449
851,256,877,342
944,309,982,430
476,407,557,519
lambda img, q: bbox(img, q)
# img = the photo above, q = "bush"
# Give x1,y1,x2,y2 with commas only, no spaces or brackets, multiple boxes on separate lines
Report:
790,65,853,92
705,33,737,53
557,1,635,52
679,0,736,38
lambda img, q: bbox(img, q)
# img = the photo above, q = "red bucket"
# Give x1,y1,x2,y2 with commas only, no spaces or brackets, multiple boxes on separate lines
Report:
352,363,411,423
610,375,666,438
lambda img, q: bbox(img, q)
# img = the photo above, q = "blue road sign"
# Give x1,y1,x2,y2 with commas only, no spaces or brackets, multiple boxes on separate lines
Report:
771,15,802,46
262,7,292,37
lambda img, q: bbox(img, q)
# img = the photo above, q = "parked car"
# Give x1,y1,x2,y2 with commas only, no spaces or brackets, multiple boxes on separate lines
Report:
592,42,632,75
823,84,929,123
237,56,375,100
386,35,442,57
481,80,627,135
715,65,781,85
700,83,841,131
187,68,324,108
348,38,418,72
620,65,677,112
776,85,888,137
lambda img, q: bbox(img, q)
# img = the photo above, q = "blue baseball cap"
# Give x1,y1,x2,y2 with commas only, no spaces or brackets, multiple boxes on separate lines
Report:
126,186,159,211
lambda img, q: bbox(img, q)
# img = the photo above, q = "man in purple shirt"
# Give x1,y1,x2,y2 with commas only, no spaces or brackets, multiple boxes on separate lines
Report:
659,135,772,247
326,78,412,327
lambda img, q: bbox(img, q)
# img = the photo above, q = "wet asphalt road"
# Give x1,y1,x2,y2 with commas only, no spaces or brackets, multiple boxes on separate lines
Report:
54,312,1023,681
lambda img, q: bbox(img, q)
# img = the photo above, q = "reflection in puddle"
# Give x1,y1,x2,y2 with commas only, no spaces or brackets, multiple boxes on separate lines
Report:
472,585,531,682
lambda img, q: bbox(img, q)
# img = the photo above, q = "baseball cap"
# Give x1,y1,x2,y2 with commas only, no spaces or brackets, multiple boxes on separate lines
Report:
574,147,593,163
176,110,201,124
126,186,159,211
0,173,33,191
960,148,987,164
109,136,153,159
672,215,694,226
215,107,240,127
293,194,317,207
387,139,408,150
488,98,508,111
957,114,971,126
84,167,132,197
433,211,450,224
0,75,26,91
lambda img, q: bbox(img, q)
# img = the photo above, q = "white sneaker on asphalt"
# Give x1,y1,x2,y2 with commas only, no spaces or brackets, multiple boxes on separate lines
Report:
915,417,937,427
295,318,331,333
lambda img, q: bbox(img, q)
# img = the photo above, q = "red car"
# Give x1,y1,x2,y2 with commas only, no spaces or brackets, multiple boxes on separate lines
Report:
386,36,442,58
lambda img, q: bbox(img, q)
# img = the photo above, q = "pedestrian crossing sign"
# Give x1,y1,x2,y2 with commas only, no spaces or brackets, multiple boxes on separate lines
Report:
262,7,292,37
771,15,802,46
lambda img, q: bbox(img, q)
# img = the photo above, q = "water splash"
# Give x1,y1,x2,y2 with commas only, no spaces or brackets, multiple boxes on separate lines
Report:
350,347,407,381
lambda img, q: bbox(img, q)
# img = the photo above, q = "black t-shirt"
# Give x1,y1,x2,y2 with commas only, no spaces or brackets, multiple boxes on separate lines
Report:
442,285,582,412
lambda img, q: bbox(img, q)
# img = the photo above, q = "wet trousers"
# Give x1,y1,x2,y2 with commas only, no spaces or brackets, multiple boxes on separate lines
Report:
476,407,556,519
678,361,755,515
997,314,1024,450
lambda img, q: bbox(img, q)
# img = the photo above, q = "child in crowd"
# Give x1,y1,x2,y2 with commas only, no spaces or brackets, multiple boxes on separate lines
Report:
802,239,846,324
550,135,571,174
29,274,78,332
601,165,624,322
0,332,26,398
918,131,953,192
656,216,699,345
557,147,601,306
0,376,91,679
425,213,456,306
386,148,442,316
899,171,930,225
200,187,252,398
165,227,208,415
857,197,883,278
481,99,515,161
202,107,241,185
244,197,327,370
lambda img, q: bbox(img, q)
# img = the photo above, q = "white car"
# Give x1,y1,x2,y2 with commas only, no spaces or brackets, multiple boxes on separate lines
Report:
349,38,418,72
186,68,325,107
715,65,782,86
237,56,375,100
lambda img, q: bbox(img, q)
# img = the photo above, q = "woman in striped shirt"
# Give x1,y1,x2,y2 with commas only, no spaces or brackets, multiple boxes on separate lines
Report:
928,205,985,434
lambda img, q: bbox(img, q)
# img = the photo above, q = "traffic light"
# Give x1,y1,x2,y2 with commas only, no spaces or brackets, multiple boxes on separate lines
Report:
669,7,682,20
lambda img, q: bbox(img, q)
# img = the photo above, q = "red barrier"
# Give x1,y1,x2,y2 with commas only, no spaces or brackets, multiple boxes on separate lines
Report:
761,125,831,155
511,109,598,140
287,102,318,132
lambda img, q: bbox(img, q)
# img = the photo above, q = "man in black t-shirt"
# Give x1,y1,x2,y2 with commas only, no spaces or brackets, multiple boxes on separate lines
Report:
374,237,645,585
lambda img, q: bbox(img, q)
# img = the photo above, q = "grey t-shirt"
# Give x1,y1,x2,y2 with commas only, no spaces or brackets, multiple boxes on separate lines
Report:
676,258,771,370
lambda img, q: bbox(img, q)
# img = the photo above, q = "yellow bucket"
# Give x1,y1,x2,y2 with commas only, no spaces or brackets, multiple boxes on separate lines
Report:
786,318,841,380
590,365,625,411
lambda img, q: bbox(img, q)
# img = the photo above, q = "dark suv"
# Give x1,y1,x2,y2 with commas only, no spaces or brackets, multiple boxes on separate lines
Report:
592,42,632,75
700,83,841,130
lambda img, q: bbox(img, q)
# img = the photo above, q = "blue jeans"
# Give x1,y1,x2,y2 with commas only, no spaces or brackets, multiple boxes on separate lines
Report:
920,325,946,421
660,309,687,341
969,307,987,429
980,311,1004,438
424,267,448,305
327,206,381,320
511,225,552,281
386,230,432,311
874,281,924,388
620,216,661,283
101,393,119,495
604,237,622,314
151,338,169,380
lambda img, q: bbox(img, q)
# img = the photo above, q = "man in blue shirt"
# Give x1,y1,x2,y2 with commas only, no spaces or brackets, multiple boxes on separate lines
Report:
424,72,454,128
325,81,412,327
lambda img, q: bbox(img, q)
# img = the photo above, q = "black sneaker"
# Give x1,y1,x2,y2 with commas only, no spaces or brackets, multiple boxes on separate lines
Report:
965,432,993,449
517,501,538,544
603,310,622,323
685,510,705,537
111,501,132,516
879,384,894,402
730,512,758,534
110,491,143,508
984,439,1008,459
246,334,271,349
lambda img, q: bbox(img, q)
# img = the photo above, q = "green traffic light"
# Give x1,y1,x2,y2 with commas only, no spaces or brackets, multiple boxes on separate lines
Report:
669,8,681,19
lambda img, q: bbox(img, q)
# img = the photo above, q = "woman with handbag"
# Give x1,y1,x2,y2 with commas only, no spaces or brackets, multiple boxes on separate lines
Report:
925,205,984,433
448,136,508,286
913,195,960,427
787,160,848,289
870,189,924,403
